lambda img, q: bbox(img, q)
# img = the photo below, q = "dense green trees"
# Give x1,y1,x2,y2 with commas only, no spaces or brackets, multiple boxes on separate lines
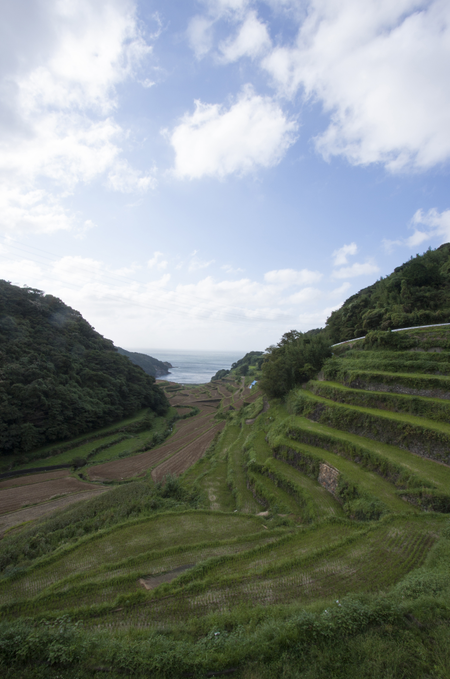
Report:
326,244,450,342
116,347,172,377
211,350,263,381
0,281,168,455
260,331,332,398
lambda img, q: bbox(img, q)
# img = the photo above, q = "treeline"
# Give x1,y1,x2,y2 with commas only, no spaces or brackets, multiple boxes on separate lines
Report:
260,331,332,398
326,243,450,342
211,350,264,381
116,347,172,377
259,245,450,398
0,281,168,455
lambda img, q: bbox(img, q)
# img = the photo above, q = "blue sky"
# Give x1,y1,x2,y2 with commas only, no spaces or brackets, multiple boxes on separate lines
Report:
1,0,449,351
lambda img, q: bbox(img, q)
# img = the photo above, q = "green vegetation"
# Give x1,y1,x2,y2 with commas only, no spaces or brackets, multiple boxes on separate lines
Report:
0,281,168,457
326,243,450,342
5,246,450,677
260,330,332,398
211,350,264,381
117,347,172,377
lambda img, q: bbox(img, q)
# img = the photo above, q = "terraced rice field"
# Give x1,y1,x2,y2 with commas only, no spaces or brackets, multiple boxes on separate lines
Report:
3,338,450,640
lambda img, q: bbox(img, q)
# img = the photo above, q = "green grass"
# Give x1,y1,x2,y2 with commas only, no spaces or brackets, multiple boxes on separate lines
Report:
246,469,302,514
307,379,450,424
226,425,261,514
181,430,236,512
0,512,269,606
266,457,344,519
333,366,450,394
276,423,412,513
289,407,450,492
300,388,450,437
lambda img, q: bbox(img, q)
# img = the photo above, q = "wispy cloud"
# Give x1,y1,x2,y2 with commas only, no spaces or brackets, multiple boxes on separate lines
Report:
332,242,357,266
332,261,379,279
148,251,168,270
264,268,322,287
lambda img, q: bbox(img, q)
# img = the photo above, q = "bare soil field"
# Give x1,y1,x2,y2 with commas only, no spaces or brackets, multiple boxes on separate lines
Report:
0,488,108,535
152,422,226,482
0,470,69,490
88,413,218,482
0,477,102,515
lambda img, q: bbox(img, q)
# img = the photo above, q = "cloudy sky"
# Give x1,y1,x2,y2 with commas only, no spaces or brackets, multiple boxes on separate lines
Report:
1,0,449,352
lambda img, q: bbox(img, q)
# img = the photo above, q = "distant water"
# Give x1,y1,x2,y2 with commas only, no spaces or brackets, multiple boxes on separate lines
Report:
130,349,246,384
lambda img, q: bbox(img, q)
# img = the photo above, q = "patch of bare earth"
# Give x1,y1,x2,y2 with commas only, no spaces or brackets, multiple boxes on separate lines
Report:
139,564,194,590
152,422,225,482
0,477,103,515
88,413,217,482
0,470,69,490
0,488,108,535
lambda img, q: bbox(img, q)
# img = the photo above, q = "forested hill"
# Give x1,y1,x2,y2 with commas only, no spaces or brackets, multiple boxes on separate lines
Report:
326,243,450,342
0,281,169,456
117,347,172,377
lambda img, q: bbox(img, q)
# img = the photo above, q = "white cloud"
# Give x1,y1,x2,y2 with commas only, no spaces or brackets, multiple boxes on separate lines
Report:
107,160,156,193
286,287,322,304
260,0,450,171
148,252,168,270
382,238,403,254
222,264,245,274
188,256,216,272
264,268,322,287
409,208,450,246
0,0,155,234
382,208,450,251
0,244,365,348
331,281,351,297
332,261,380,279
219,11,271,62
187,16,215,59
332,242,357,266
167,87,297,179
0,186,75,234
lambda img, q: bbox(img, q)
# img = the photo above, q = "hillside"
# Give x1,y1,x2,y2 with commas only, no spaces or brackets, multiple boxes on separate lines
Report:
2,326,450,677
326,243,450,342
3,251,450,678
0,281,168,457
117,347,172,377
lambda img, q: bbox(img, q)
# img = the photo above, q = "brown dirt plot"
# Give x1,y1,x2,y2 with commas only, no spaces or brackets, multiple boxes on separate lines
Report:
0,470,69,490
0,477,102,515
88,414,217,482
0,488,108,535
152,422,225,482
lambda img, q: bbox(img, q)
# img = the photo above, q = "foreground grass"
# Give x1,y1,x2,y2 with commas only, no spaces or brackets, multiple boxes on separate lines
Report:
2,516,450,678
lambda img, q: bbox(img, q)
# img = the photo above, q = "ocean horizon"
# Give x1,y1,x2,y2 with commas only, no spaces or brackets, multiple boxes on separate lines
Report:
126,348,247,384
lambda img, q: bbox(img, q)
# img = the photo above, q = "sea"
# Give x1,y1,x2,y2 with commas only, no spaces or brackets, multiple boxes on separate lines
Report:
130,349,246,385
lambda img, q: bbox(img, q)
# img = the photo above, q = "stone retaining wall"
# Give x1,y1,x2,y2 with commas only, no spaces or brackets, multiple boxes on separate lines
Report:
318,463,340,498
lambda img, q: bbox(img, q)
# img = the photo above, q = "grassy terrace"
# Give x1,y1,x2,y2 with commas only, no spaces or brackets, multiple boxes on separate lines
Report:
3,330,450,677
330,367,450,395
273,432,411,513
307,379,450,422
297,387,450,436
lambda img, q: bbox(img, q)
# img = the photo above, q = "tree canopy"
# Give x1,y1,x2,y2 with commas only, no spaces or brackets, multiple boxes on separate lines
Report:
0,281,169,455
325,244,450,343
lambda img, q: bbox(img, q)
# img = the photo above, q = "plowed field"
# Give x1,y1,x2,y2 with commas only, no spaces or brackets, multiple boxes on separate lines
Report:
0,477,101,514
0,488,108,535
88,413,218,482
0,470,68,490
152,422,226,482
